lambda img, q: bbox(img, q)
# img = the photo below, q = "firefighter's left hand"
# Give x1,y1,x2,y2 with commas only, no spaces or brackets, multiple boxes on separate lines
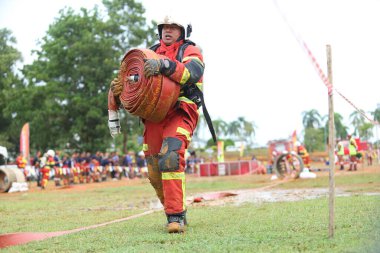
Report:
143,59,162,77
110,77,122,96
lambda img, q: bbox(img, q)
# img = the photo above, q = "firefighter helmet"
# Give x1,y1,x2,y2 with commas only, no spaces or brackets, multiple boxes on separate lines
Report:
157,15,192,40
47,149,55,157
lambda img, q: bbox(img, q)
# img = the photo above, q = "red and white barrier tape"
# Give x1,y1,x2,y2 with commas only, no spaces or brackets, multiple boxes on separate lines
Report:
272,0,379,126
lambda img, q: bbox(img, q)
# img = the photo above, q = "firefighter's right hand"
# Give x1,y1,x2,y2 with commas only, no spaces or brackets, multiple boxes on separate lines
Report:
108,110,121,138
110,77,123,96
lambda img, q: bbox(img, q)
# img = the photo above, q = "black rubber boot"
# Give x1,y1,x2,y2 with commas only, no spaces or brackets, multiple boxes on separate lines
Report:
166,212,186,233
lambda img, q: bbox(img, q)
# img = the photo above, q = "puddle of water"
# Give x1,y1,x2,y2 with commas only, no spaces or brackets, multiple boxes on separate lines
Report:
232,188,380,205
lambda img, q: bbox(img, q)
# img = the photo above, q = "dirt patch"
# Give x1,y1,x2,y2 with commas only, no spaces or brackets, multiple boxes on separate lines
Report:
4,165,379,209
188,187,380,207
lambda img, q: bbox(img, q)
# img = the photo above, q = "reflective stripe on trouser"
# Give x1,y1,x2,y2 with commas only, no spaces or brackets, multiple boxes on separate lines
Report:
162,171,186,213
143,104,198,214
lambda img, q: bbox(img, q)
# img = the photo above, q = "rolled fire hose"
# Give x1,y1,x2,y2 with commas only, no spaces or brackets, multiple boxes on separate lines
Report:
273,153,304,179
0,167,26,192
109,48,180,122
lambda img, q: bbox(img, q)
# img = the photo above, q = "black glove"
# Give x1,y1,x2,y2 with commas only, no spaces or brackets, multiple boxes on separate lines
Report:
143,59,174,77
110,78,122,96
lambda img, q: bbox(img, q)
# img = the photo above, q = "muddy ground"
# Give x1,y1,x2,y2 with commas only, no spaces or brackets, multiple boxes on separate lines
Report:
10,164,380,209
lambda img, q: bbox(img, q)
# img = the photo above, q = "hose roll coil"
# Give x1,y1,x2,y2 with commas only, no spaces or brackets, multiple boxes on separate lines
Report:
116,48,179,122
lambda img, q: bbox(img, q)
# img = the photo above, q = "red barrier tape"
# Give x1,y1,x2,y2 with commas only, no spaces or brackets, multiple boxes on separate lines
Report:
118,49,179,122
273,0,379,126
0,210,158,249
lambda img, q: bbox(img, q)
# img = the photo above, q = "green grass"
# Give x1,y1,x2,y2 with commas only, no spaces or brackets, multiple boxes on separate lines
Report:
275,172,380,193
1,170,379,252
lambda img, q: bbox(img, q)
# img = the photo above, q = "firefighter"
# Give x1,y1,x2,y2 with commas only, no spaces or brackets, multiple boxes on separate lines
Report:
16,153,28,178
108,14,205,233
39,155,49,189
336,139,345,170
46,150,56,183
295,142,311,169
347,134,358,171
40,151,55,190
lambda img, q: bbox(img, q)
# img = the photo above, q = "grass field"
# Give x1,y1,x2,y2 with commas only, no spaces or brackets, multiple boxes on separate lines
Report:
0,165,379,252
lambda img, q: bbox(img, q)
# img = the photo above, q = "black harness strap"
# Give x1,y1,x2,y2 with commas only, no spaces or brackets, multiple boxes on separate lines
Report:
193,86,217,143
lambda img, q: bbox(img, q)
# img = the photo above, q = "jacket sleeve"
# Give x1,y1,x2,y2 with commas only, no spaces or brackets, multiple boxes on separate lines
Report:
166,45,205,85
108,89,120,111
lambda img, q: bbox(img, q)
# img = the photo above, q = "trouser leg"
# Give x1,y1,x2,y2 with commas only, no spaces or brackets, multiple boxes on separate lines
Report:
159,137,187,215
146,155,164,205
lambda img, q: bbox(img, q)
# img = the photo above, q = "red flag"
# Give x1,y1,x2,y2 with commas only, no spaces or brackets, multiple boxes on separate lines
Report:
20,123,30,164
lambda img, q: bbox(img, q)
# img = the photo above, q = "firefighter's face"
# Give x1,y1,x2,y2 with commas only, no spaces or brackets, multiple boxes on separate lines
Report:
162,24,181,45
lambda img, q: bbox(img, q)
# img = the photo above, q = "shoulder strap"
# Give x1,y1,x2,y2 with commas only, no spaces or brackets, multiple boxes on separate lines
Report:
176,40,196,62
149,43,160,52
193,86,217,144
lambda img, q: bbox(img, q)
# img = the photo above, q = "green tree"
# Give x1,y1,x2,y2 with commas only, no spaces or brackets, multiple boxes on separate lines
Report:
349,110,365,136
358,122,373,141
212,118,228,138
0,28,23,151
323,112,348,141
372,107,380,123
304,128,325,152
239,117,256,144
223,117,256,148
227,120,242,140
102,0,156,50
302,109,321,129
6,2,155,153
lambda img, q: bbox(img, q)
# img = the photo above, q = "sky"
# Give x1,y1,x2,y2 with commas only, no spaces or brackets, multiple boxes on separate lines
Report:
1,0,379,146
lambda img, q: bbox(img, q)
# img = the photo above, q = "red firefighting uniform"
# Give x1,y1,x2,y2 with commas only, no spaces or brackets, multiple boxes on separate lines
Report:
41,156,55,189
16,155,28,177
297,145,310,168
143,39,204,215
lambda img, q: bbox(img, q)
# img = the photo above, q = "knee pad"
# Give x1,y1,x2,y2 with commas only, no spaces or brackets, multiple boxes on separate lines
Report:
159,137,183,172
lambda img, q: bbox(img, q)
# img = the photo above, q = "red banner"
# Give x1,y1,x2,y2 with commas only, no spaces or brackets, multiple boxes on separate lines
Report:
20,123,30,164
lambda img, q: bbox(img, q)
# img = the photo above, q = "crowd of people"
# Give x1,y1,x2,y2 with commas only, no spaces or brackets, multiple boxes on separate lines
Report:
16,150,149,189
15,149,203,190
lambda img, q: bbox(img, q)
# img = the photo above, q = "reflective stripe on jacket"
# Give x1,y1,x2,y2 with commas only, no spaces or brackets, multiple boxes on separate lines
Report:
337,142,344,155
349,137,358,155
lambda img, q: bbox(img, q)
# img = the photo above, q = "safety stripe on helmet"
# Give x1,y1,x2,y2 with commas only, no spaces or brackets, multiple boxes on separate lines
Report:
179,68,190,85
142,144,148,151
162,171,186,210
176,127,191,141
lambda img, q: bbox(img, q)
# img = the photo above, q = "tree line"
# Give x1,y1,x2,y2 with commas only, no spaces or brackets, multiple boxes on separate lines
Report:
0,0,257,157
301,108,380,152
0,0,378,157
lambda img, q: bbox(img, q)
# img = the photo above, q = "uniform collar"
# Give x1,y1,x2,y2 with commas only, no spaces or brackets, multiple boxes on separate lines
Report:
157,40,184,54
